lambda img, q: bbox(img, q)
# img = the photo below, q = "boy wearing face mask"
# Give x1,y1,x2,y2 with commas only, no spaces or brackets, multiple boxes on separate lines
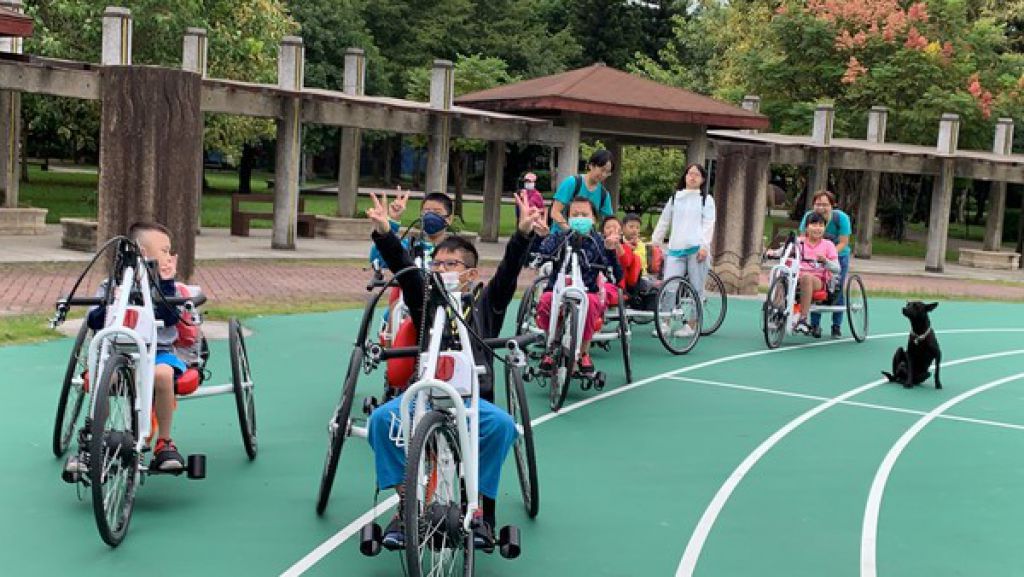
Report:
368,191,454,269
533,197,622,375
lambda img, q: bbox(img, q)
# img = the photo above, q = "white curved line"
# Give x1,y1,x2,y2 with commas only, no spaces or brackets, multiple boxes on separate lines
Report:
676,346,1024,577
860,370,1024,577
284,327,1024,576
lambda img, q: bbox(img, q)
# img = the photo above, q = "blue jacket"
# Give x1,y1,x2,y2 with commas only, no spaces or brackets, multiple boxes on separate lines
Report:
536,230,621,293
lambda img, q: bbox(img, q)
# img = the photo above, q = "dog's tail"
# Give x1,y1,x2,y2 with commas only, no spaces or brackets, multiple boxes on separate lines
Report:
881,371,895,382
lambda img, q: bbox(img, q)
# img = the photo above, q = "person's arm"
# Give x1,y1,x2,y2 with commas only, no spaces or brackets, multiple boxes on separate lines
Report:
824,242,840,274
550,176,576,231
601,187,614,218
153,279,181,327
368,220,402,268
651,195,673,245
701,195,717,251
798,211,809,233
482,231,533,316
372,229,425,328
835,211,852,254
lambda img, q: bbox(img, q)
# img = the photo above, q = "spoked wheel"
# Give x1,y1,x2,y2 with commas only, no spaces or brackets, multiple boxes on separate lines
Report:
549,300,578,412
845,274,869,342
616,294,633,383
515,276,547,360
316,347,363,516
53,322,91,457
505,363,539,518
404,410,473,577
700,270,728,336
655,277,702,355
89,353,140,547
230,318,257,460
763,274,789,349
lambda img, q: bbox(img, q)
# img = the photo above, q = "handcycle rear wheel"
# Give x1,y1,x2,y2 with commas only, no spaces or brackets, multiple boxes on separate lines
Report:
700,270,728,336
230,318,258,460
403,410,474,577
89,353,140,548
53,322,91,457
615,293,633,383
845,274,869,342
655,277,702,355
315,347,363,516
549,300,578,412
763,274,789,349
515,276,547,360
505,363,539,518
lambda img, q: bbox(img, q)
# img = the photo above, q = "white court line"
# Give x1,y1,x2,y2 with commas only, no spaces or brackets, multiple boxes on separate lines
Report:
860,370,1024,577
283,327,1024,576
675,346,1024,577
669,376,1024,433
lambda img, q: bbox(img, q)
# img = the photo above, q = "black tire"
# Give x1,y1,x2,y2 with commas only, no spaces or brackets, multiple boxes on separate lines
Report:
403,410,473,577
549,300,578,412
230,318,257,460
845,274,869,343
53,322,91,457
516,276,548,361
315,347,363,516
89,353,140,547
655,277,702,355
700,271,728,336
616,294,633,384
505,363,539,518
763,274,789,349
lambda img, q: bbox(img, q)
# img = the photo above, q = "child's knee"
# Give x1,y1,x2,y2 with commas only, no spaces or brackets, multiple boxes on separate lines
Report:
154,365,175,391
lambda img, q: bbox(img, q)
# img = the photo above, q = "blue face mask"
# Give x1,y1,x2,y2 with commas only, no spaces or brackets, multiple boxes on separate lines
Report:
568,216,594,235
422,212,448,235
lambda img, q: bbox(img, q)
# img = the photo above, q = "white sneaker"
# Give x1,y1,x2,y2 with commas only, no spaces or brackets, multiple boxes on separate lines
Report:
673,325,695,338
64,454,88,474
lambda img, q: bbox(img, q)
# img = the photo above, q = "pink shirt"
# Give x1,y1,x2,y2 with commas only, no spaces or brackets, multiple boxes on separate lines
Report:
799,236,837,275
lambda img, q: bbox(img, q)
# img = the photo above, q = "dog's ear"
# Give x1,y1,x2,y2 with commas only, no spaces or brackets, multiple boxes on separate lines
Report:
925,302,938,312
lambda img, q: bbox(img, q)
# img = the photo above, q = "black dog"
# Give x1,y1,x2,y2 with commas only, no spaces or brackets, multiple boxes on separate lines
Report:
882,301,942,389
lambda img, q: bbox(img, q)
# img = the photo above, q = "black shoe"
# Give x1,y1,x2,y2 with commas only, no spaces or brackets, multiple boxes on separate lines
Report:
831,325,842,339
151,438,184,472
810,325,822,339
473,521,495,552
381,515,405,551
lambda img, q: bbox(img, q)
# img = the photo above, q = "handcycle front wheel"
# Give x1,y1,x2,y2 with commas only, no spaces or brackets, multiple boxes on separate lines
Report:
763,274,789,349
655,277,702,355
89,353,140,548
549,300,578,412
403,410,474,577
700,270,728,336
230,318,257,460
315,347,363,516
505,363,539,518
845,274,868,342
515,275,547,360
53,322,91,457
615,293,633,383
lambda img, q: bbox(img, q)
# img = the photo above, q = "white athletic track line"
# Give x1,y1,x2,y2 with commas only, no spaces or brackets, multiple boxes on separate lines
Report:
283,327,1024,576
860,370,1024,577
675,345,1024,577
668,375,1024,434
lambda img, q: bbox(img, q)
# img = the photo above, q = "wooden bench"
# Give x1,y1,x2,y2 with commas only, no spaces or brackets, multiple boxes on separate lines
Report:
230,193,316,238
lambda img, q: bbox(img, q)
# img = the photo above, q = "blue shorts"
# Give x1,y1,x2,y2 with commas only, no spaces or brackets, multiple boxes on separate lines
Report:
155,351,187,376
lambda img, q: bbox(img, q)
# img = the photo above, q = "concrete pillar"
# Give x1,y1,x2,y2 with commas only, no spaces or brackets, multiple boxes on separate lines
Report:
710,141,771,295
273,36,304,249
925,114,960,272
337,48,366,217
182,27,208,76
556,115,581,189
0,0,23,209
480,141,506,242
807,104,834,210
741,96,761,134
102,6,132,66
605,140,624,210
983,118,1014,251
687,126,708,166
425,59,453,195
855,106,888,258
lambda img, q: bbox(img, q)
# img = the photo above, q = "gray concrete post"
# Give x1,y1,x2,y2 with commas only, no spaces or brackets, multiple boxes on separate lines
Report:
0,0,23,208
273,36,304,249
182,28,208,77
741,96,760,134
687,126,708,167
556,115,581,190
102,7,132,66
710,141,771,294
808,104,834,210
480,141,506,242
337,48,366,217
606,140,624,210
925,114,960,271
983,118,1014,251
425,59,453,195
856,106,889,258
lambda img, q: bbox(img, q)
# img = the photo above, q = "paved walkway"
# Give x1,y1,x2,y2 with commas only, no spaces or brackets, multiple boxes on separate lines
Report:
1,225,1022,315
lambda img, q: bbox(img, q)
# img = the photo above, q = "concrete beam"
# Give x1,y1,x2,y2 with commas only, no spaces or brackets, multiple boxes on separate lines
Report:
807,104,835,210
556,115,581,189
102,7,132,66
0,0,23,209
272,37,304,249
984,118,1015,250
937,113,960,155
580,113,699,142
0,59,100,100
480,140,506,242
425,59,453,195
687,125,708,166
925,158,956,272
182,27,208,77
337,48,366,218
856,106,889,259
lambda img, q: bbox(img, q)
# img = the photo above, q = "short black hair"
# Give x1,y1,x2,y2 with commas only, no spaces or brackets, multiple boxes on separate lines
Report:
623,213,642,226
569,196,597,217
587,149,614,172
128,221,171,242
602,214,620,227
806,212,827,226
423,192,453,216
433,235,479,268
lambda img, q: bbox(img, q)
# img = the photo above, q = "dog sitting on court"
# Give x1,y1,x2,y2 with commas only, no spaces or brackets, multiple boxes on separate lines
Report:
882,301,942,389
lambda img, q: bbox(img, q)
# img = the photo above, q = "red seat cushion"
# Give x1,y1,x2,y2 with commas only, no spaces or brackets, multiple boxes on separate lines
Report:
811,289,829,302
386,318,418,391
175,368,201,395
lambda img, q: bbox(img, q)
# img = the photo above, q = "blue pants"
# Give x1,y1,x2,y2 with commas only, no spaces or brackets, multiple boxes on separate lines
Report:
811,253,849,329
367,395,518,499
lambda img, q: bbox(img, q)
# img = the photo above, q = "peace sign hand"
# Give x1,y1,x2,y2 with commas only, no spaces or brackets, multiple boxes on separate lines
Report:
366,191,392,236
388,186,410,221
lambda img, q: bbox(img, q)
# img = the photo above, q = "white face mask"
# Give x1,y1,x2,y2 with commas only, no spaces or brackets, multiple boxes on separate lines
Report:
524,182,535,190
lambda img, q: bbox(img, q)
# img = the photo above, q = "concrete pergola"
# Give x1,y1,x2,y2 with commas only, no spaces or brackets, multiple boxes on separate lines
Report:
0,0,37,234
457,63,769,209
709,103,1022,273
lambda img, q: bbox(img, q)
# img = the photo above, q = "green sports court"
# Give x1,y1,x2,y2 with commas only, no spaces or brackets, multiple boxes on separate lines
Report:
3,296,1024,576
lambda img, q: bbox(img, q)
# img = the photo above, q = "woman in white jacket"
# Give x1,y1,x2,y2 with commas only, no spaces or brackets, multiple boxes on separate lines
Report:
651,163,716,336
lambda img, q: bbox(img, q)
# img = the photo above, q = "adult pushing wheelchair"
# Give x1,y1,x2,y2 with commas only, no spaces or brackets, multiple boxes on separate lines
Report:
50,236,257,547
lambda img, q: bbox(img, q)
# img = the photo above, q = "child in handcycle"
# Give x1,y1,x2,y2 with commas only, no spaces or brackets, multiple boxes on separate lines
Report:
767,212,840,335
364,190,547,552
65,221,197,476
533,197,622,375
